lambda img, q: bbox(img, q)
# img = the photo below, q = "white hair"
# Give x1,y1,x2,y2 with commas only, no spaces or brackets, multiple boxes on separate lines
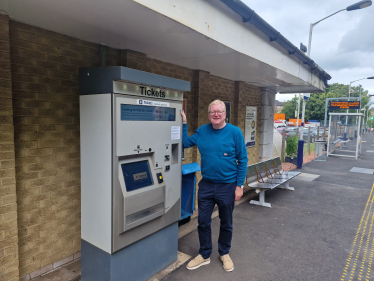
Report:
208,100,226,112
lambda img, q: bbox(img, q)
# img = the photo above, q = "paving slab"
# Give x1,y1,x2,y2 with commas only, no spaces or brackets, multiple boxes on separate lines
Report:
350,167,374,174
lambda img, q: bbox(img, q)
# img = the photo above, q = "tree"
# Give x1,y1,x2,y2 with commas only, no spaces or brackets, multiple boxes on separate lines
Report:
281,83,372,124
280,95,301,120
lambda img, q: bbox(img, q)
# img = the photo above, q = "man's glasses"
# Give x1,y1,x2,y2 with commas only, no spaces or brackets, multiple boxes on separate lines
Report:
208,111,225,115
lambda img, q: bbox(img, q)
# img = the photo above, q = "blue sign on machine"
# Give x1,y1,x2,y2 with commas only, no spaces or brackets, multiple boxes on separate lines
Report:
121,160,153,191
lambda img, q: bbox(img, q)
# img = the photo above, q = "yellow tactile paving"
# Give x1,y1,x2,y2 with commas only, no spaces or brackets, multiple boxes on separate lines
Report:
341,183,374,281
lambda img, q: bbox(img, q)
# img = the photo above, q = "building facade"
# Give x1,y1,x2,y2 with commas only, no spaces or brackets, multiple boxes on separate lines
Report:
0,0,330,279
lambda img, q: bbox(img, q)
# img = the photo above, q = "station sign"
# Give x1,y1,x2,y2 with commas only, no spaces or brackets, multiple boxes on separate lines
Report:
329,101,360,110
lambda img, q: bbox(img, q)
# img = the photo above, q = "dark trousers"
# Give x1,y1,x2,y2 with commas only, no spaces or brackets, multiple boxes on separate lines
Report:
197,179,236,259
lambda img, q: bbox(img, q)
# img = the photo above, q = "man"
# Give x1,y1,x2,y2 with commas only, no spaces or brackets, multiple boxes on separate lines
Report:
181,99,248,272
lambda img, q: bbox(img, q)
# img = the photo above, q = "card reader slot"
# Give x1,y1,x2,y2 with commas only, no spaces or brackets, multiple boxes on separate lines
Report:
171,143,178,164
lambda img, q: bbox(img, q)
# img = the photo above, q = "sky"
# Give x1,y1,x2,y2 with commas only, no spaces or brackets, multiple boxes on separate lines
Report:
241,0,374,102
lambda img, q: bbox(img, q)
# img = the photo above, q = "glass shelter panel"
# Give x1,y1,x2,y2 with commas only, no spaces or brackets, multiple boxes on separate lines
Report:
327,113,362,159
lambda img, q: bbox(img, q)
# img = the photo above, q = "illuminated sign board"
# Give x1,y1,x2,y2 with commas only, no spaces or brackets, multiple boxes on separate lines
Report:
329,101,360,110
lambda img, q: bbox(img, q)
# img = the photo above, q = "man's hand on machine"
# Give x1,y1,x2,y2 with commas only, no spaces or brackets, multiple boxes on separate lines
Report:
235,186,243,201
180,110,187,124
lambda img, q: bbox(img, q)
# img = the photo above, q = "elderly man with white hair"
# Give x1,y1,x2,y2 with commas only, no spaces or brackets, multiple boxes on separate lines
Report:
180,99,248,272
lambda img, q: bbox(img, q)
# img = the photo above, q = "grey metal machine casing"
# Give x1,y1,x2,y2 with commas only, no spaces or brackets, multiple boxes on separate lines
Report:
80,67,189,257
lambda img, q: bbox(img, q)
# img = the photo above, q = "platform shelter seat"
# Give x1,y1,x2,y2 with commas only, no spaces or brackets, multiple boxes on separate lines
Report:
246,157,300,208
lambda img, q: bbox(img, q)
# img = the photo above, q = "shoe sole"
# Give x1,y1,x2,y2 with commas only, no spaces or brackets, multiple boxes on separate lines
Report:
186,260,210,270
223,265,234,272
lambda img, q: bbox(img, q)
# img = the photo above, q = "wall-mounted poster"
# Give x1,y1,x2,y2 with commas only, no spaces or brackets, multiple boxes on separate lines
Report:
245,106,257,147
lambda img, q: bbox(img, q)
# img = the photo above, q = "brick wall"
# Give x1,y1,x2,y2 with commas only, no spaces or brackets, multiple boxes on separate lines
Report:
9,21,101,278
0,18,265,279
0,14,19,281
115,51,263,169
185,73,262,208
119,50,197,164
235,82,262,165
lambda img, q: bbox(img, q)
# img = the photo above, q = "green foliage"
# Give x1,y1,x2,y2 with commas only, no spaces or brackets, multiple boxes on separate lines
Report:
285,135,299,158
280,95,301,120
281,83,372,123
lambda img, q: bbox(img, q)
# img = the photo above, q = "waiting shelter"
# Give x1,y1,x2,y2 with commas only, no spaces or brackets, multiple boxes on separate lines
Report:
327,113,364,159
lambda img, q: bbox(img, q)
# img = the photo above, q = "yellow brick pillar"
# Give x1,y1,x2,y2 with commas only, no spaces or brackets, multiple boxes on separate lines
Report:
0,12,20,281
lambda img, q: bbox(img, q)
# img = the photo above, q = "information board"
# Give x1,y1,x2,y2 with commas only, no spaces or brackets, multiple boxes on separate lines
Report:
245,106,257,147
329,101,360,110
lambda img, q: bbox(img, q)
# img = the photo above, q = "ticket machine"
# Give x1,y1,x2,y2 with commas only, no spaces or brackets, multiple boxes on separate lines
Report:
79,67,190,281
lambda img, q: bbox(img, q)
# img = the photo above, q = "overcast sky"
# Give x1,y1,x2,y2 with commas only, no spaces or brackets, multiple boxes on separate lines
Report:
241,0,374,102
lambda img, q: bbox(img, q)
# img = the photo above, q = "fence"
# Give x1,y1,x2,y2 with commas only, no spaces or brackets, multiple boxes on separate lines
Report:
280,126,327,163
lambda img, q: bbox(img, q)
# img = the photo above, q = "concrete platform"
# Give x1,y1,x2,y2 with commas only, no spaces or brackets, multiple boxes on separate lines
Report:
164,133,374,281
38,134,374,281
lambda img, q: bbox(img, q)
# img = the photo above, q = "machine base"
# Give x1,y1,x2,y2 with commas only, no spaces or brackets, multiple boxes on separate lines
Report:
81,222,178,281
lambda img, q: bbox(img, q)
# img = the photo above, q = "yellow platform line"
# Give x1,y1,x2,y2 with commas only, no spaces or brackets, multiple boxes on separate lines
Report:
341,183,374,280
366,203,374,280
358,203,374,280
348,187,374,281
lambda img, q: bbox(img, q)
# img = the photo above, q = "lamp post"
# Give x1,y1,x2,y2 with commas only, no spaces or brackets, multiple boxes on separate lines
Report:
347,76,374,111
297,0,372,169
369,94,374,129
361,108,366,134
307,1,373,57
344,76,374,139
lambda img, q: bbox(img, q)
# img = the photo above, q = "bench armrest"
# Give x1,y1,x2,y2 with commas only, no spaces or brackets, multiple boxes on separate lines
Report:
257,170,268,183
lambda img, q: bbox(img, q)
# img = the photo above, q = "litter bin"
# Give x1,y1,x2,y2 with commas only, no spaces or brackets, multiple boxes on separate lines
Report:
314,140,326,161
181,162,200,221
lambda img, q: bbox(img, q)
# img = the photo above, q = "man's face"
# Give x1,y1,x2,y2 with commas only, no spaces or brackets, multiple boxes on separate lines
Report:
208,103,226,127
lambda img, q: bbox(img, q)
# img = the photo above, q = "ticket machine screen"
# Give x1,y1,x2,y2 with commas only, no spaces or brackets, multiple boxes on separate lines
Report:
121,160,153,191
121,104,176,121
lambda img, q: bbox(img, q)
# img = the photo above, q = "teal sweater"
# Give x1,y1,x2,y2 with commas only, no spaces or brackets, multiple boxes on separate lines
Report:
183,123,248,186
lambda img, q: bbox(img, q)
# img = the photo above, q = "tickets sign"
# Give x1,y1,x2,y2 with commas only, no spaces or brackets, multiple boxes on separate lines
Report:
329,101,360,110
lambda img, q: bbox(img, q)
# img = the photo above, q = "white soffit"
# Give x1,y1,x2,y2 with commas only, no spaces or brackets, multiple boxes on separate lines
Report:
0,0,325,93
